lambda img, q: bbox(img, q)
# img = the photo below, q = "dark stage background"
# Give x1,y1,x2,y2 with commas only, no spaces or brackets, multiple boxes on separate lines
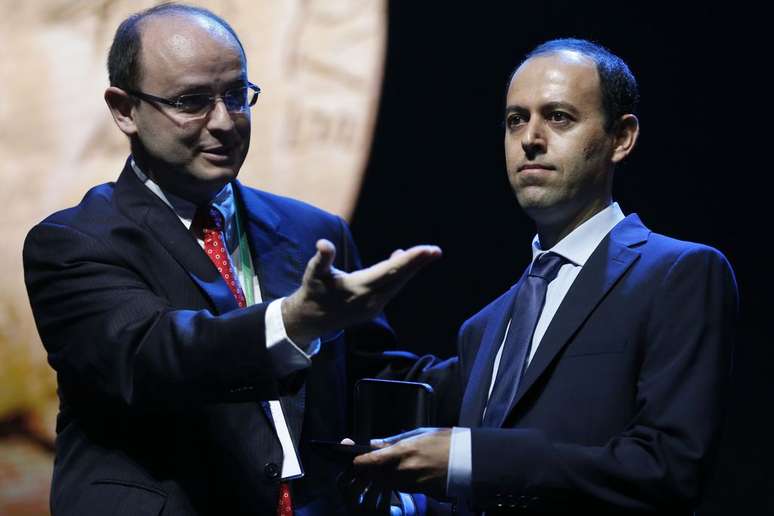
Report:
350,2,769,514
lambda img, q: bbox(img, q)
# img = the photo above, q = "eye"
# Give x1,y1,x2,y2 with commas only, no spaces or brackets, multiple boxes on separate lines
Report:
175,93,212,114
548,111,572,124
506,113,526,130
223,86,249,111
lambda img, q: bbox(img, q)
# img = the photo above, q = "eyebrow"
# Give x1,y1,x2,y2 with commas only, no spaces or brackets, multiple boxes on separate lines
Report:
169,75,248,96
505,105,525,115
504,101,579,116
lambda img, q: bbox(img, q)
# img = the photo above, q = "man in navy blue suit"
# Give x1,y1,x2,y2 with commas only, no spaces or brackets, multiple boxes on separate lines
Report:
352,39,738,515
22,3,440,515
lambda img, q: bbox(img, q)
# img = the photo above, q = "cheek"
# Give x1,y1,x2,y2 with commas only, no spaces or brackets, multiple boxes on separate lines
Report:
177,120,207,145
504,135,521,167
582,137,607,162
237,119,251,144
139,127,200,165
139,114,198,146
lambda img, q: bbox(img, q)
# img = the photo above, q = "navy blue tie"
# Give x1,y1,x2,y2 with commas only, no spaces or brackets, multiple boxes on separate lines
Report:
482,252,566,427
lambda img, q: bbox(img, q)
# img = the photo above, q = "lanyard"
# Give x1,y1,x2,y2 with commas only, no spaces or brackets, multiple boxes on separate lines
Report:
233,201,256,306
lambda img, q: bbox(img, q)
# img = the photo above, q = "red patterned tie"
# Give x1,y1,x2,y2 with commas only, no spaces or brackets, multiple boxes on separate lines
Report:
193,206,247,308
277,483,293,516
193,206,294,515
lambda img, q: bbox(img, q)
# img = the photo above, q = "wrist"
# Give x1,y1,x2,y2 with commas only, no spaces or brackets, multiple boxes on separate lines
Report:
280,291,320,345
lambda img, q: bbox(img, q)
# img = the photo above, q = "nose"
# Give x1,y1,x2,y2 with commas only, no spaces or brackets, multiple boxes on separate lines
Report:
206,97,236,133
521,118,546,158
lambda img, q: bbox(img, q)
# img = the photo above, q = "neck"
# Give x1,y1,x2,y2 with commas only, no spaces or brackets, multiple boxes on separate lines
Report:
133,155,225,206
535,199,611,249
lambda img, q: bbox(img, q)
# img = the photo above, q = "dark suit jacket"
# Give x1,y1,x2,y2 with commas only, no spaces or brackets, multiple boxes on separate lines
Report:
23,161,396,515
441,214,737,515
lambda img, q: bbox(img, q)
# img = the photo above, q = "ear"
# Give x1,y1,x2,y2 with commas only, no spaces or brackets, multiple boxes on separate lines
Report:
104,86,138,137
610,114,639,164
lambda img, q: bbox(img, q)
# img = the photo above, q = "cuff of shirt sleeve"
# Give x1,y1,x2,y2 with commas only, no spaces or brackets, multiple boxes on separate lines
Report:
265,298,321,377
446,426,472,499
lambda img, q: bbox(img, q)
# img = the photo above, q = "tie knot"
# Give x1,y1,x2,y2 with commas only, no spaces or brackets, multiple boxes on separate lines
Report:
529,252,566,282
193,205,224,233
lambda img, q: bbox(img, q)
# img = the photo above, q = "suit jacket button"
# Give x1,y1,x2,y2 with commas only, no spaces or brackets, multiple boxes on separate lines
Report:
264,462,280,479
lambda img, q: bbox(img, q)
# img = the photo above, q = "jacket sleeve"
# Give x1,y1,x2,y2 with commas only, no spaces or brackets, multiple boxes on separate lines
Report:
467,246,738,513
23,221,280,411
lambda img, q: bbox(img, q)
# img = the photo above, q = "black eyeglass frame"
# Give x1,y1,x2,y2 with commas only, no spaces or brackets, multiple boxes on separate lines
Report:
126,82,261,115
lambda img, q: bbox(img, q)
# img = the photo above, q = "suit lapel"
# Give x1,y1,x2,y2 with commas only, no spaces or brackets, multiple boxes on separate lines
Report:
506,215,649,416
233,183,306,302
458,280,524,427
115,165,307,313
114,161,239,314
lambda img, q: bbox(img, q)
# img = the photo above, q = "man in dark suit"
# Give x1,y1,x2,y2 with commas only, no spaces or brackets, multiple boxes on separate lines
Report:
22,4,440,515
351,39,738,514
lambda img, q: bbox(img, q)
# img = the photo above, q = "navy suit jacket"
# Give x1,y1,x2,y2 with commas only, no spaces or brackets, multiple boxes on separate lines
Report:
23,161,395,515
440,214,737,515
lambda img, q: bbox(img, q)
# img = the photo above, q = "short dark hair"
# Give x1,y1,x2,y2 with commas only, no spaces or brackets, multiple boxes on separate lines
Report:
511,38,639,131
107,2,246,92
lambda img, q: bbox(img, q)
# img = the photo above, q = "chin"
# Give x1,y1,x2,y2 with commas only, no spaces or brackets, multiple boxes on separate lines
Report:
515,187,557,211
517,192,569,221
194,160,242,182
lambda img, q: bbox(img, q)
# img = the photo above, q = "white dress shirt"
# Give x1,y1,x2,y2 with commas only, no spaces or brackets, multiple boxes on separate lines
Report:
132,160,318,479
446,203,626,498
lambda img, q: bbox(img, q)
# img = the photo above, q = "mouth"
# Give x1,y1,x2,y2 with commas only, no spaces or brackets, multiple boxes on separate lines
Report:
200,145,237,163
201,145,233,155
518,163,555,172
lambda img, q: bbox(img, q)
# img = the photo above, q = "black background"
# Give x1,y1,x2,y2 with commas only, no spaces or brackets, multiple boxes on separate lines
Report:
350,2,769,514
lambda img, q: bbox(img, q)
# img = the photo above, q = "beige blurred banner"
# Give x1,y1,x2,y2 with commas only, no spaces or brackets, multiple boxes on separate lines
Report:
0,0,386,513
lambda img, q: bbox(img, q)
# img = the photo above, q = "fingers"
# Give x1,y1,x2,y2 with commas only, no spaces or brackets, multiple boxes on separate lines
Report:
386,245,442,273
357,245,442,290
353,443,401,469
357,428,434,469
352,445,415,497
295,242,440,339
370,438,389,449
372,427,431,448
306,239,337,279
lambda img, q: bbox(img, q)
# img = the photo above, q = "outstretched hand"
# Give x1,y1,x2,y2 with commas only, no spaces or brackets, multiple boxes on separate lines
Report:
282,239,442,344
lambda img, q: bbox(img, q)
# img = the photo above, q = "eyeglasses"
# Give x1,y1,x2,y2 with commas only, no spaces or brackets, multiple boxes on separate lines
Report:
127,82,261,119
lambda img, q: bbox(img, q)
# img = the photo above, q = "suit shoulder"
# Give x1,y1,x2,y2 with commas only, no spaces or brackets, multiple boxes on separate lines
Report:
237,185,349,246
23,182,126,272
641,231,733,270
35,182,118,227
631,231,738,304
25,181,120,243
616,215,732,268
241,186,342,224
241,185,338,219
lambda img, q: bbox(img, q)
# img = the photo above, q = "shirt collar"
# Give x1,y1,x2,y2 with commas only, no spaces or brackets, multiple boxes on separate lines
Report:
531,202,626,266
130,158,237,245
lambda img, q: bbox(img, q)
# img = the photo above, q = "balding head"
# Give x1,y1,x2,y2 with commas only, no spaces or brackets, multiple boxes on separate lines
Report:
510,38,638,132
108,3,245,93
135,13,245,95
